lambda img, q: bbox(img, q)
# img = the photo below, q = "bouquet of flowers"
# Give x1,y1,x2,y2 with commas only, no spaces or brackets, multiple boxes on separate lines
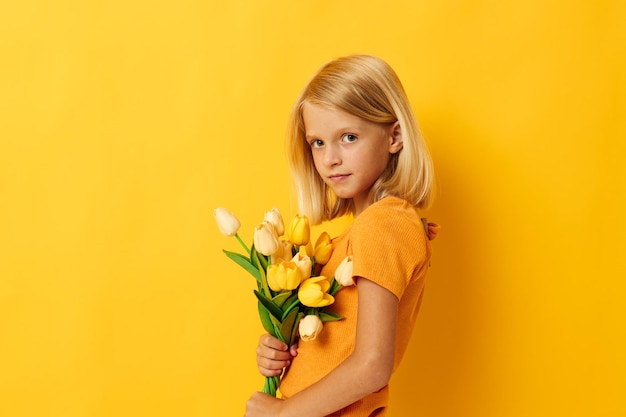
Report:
214,207,354,396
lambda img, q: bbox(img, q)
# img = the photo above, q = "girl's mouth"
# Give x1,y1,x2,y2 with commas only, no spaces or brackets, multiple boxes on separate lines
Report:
329,174,350,183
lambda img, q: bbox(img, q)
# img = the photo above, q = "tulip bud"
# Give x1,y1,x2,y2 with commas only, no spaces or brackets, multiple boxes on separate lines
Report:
264,207,285,237
334,256,354,287
298,276,335,307
288,214,310,246
299,314,323,342
291,251,312,281
213,207,241,237
254,221,280,256
267,261,302,292
313,232,333,265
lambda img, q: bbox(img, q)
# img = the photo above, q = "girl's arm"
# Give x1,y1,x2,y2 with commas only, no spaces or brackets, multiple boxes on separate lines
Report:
245,277,398,417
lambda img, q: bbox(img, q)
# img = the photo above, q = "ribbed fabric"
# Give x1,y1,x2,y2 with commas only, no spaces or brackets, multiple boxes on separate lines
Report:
280,196,439,416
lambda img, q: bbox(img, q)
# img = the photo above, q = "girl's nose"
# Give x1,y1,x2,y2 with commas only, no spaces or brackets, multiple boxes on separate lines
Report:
323,144,341,166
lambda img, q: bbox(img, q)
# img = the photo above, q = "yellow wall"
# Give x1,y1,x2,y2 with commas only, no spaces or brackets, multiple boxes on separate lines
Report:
1,1,624,416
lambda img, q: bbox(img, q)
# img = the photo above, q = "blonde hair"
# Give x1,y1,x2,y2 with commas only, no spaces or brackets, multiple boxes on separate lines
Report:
287,55,434,224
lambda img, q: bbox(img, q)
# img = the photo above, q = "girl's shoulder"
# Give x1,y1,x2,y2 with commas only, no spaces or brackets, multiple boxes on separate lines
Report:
353,197,419,234
353,196,439,241
356,196,419,225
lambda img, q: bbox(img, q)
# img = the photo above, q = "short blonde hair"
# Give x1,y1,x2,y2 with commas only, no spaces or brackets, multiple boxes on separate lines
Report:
287,55,434,224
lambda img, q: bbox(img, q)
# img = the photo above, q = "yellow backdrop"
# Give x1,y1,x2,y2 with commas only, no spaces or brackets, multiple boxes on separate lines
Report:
1,1,624,416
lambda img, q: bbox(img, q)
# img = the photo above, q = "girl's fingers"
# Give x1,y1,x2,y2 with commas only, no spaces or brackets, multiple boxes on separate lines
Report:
288,343,299,357
257,353,291,369
255,333,297,376
258,333,288,351
257,365,284,377
256,343,292,361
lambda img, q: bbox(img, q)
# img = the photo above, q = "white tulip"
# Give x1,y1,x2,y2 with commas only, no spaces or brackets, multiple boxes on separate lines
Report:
299,314,323,342
334,256,354,287
214,207,241,237
264,207,285,237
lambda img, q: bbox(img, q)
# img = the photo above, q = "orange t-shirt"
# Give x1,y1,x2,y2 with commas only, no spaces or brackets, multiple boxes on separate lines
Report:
280,196,439,416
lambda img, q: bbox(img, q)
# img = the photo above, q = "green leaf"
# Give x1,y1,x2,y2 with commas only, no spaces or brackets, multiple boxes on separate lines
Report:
254,290,283,321
251,245,268,270
269,314,287,344
280,293,301,320
272,291,293,308
223,250,261,282
250,246,259,269
253,252,272,298
279,308,300,344
257,301,275,334
319,310,343,322
328,277,342,296
289,312,304,345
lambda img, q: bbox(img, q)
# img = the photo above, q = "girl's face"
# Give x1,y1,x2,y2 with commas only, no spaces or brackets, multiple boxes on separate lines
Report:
302,102,403,215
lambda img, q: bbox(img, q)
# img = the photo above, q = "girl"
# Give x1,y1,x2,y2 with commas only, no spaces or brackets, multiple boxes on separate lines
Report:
245,55,439,417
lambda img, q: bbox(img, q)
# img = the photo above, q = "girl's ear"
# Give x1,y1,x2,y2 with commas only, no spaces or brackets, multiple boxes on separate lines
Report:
388,121,403,154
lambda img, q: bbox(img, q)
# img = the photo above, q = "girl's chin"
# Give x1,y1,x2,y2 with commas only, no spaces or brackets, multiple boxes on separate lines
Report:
326,188,352,200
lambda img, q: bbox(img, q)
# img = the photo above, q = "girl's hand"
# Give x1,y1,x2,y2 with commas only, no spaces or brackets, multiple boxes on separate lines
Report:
244,392,283,417
256,333,298,377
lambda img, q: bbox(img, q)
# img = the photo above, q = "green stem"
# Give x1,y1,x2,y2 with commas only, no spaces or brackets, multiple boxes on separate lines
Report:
235,233,250,255
262,375,280,397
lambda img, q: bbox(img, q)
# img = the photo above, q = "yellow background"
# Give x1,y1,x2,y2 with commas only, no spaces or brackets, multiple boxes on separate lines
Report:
1,1,624,416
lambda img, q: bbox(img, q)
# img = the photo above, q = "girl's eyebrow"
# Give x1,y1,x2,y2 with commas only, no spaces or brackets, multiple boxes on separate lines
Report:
305,126,360,140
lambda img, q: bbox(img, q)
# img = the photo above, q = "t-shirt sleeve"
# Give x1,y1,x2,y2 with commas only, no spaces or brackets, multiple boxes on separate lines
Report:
350,202,428,299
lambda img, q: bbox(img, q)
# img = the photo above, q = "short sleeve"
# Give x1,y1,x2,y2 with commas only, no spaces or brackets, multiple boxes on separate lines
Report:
350,198,429,299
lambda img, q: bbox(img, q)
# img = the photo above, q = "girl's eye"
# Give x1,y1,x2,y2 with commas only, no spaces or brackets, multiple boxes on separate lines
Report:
342,134,357,143
310,139,324,148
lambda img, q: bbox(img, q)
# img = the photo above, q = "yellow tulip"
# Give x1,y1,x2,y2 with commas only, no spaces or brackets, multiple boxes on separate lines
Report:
291,251,312,281
334,256,354,287
298,241,313,257
298,276,335,307
264,207,285,237
313,232,333,265
254,221,280,256
267,261,302,292
288,214,310,246
299,314,323,341
213,207,241,237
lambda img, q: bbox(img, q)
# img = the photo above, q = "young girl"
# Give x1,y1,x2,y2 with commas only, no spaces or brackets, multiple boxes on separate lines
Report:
245,55,439,417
